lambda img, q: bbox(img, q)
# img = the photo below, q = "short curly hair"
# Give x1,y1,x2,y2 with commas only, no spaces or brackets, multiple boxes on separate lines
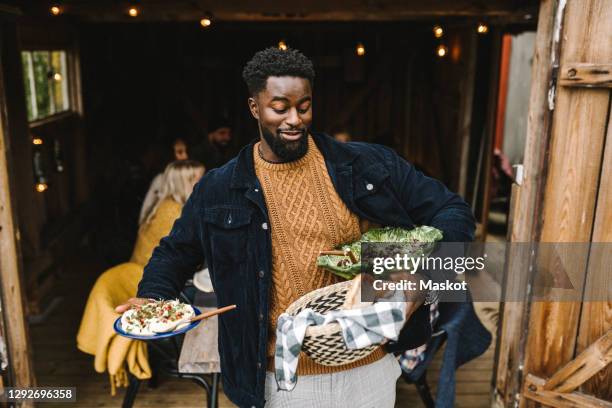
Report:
242,47,315,96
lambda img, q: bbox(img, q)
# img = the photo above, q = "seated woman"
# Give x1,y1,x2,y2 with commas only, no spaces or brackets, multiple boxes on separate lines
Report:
77,160,205,395
139,137,190,226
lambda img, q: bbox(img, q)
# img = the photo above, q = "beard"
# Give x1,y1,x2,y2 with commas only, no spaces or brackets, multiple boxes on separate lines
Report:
260,124,309,162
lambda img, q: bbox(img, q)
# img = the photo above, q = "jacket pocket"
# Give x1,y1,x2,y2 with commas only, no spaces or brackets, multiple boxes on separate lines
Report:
203,207,252,262
354,163,390,200
202,206,252,312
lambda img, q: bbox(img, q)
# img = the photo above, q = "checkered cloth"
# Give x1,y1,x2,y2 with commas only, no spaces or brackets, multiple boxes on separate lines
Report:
274,292,407,391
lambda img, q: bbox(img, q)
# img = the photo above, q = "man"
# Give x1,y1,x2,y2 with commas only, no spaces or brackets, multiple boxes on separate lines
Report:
117,48,478,407
191,117,234,170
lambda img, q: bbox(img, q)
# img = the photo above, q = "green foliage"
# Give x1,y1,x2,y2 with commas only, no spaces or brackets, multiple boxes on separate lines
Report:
20,50,70,121
317,226,443,280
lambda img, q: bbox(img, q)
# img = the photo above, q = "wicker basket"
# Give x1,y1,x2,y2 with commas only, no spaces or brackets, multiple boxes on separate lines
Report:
284,276,378,366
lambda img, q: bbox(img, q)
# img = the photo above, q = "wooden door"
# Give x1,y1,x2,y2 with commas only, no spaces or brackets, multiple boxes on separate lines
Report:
494,0,612,406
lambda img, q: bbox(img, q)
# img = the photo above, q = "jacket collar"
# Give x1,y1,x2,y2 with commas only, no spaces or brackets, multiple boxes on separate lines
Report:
229,132,360,190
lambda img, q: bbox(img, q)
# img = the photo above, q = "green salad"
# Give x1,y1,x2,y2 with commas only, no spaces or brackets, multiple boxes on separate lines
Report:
316,226,443,280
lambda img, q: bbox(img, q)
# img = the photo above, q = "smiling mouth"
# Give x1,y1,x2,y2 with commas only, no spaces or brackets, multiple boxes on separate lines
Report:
279,129,305,141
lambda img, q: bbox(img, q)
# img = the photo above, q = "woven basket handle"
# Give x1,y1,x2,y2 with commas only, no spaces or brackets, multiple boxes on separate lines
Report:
341,274,370,310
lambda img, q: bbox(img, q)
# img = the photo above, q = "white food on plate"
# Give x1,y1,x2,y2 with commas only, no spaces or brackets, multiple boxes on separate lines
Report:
120,300,194,336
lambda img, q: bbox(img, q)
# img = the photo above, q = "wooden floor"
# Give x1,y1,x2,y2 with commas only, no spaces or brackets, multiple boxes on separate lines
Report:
29,250,498,407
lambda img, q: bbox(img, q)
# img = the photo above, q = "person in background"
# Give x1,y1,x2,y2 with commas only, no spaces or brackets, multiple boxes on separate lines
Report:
77,160,205,396
191,117,234,170
331,126,353,143
173,137,189,161
132,160,204,265
139,138,193,225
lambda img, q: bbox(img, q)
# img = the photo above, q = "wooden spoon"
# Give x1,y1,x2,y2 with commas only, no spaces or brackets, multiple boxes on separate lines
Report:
151,304,237,333
190,304,237,322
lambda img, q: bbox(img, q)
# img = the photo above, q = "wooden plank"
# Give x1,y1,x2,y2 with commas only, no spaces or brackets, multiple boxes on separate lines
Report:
526,390,612,408
523,0,612,394
67,37,90,206
21,0,539,23
494,0,559,405
457,31,478,197
493,34,512,159
559,63,612,88
524,374,612,408
478,29,503,238
576,107,612,400
3,21,45,259
330,54,392,130
544,330,611,392
495,184,531,397
0,23,36,399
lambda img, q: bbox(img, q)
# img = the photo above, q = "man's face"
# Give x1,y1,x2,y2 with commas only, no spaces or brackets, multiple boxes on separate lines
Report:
248,76,312,162
209,127,232,147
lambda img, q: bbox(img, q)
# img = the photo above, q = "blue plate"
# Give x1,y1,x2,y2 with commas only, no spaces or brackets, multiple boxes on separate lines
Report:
114,305,202,340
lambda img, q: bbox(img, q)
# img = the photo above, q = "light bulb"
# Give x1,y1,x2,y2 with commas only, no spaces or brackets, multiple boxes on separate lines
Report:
278,40,288,51
33,138,43,145
200,18,212,27
53,72,62,81
356,43,365,56
128,7,139,17
477,23,489,34
433,25,444,38
436,44,448,58
50,5,61,16
36,183,48,193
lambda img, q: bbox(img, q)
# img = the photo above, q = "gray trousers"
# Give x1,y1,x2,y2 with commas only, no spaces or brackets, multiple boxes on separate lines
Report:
264,354,401,408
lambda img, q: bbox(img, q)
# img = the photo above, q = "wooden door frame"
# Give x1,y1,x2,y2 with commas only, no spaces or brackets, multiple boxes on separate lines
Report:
493,0,564,404
0,8,37,399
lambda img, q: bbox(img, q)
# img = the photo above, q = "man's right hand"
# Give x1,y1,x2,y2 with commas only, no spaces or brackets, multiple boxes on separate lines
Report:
114,297,153,313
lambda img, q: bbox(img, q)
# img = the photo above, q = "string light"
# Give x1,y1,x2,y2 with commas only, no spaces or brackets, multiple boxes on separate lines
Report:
356,42,365,56
200,11,213,28
53,72,62,81
50,4,62,16
477,23,489,34
278,40,288,51
433,25,444,38
35,183,48,193
33,137,43,145
128,6,139,17
436,44,448,58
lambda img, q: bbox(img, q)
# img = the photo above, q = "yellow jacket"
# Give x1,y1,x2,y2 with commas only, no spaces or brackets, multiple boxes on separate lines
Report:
131,199,182,267
76,199,182,395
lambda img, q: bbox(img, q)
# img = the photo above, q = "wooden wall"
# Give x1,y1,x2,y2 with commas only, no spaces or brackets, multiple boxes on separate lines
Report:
78,21,486,192
6,19,90,314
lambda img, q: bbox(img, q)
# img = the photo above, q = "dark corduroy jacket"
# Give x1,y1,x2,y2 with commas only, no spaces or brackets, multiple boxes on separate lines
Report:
137,132,478,408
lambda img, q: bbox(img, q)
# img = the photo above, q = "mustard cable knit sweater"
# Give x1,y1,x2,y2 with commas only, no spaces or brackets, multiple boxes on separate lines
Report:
254,136,385,375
